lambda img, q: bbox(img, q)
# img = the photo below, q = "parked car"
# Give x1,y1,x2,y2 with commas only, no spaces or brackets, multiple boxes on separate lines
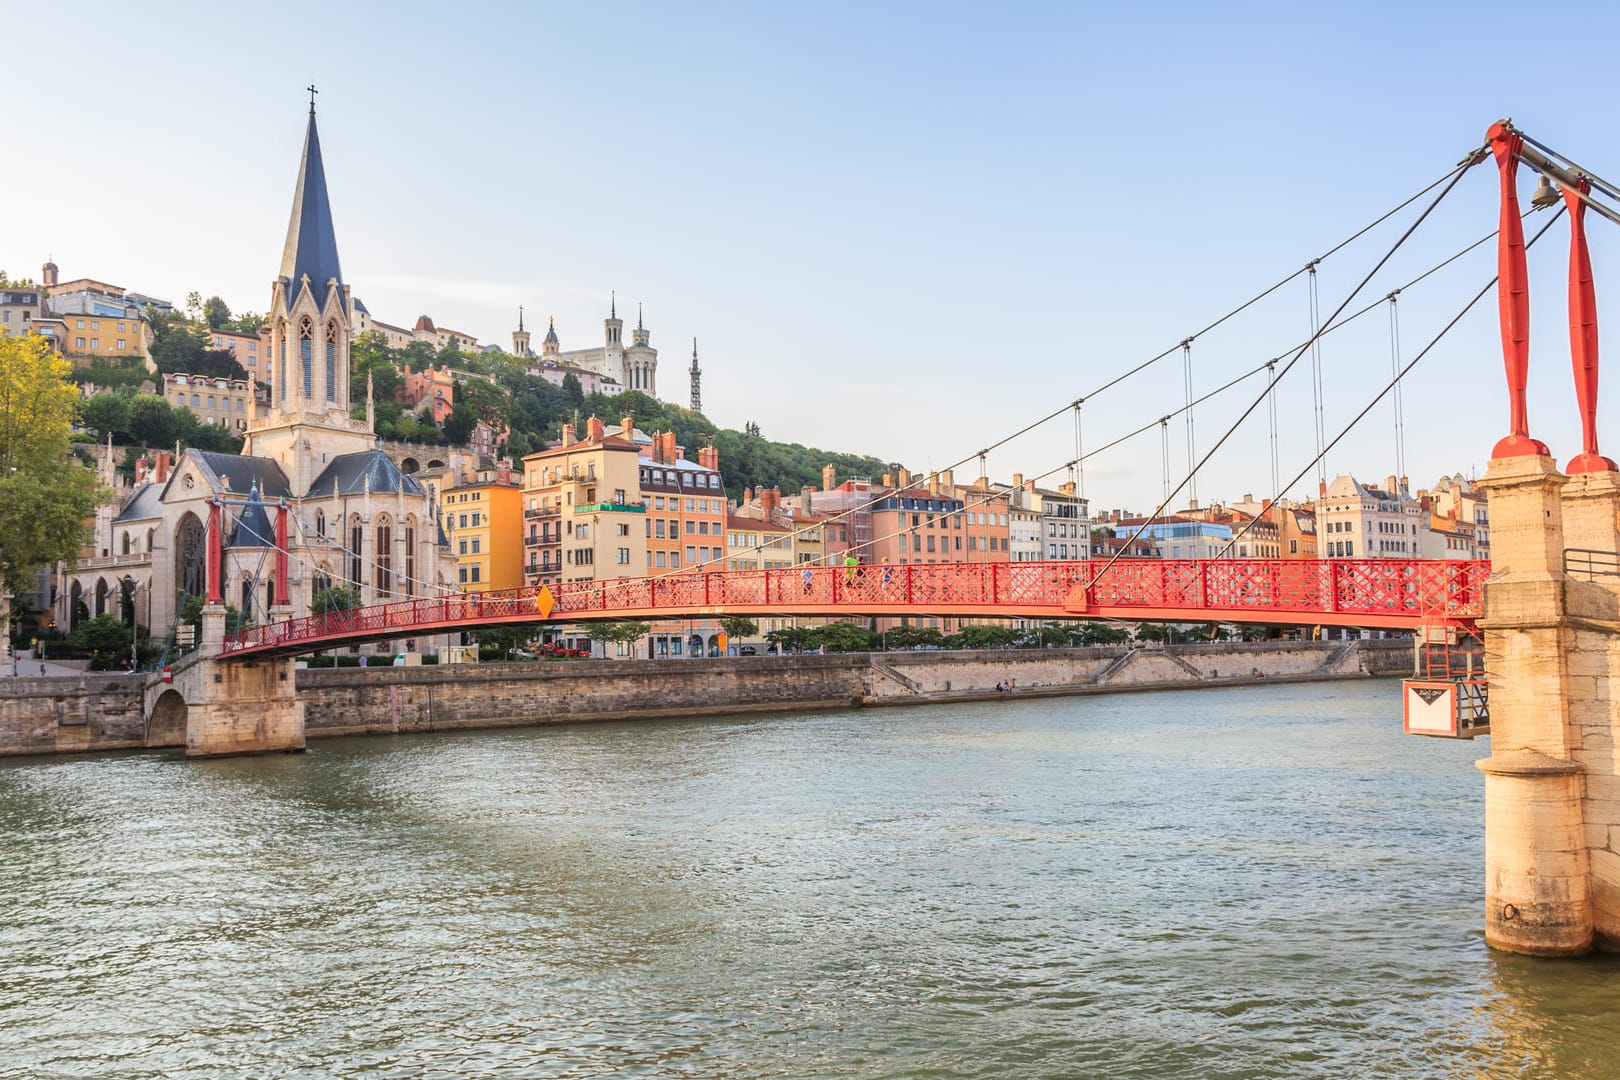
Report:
539,643,590,659
738,644,758,656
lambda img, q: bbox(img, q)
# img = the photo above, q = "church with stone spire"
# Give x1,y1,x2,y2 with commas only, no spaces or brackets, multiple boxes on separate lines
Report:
56,101,456,647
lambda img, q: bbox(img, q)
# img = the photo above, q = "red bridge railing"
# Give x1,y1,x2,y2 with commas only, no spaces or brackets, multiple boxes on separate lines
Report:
220,557,1488,657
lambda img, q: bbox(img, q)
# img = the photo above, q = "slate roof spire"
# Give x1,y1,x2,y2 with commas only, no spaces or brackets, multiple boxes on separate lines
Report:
279,98,343,305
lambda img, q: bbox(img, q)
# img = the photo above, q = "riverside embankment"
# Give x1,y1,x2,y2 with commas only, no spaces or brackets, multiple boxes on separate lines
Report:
0,639,1415,756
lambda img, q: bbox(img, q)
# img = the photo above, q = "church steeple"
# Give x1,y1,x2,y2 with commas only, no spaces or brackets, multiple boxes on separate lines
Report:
246,94,375,480
279,99,343,306
512,305,531,357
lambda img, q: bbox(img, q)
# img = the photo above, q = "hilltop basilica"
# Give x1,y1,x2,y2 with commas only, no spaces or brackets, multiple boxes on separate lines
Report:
58,103,456,642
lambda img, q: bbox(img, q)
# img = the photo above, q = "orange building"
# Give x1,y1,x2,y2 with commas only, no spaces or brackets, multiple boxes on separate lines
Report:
446,463,523,591
638,431,727,575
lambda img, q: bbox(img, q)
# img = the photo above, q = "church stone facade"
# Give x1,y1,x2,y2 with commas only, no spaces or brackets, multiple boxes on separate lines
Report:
58,104,456,648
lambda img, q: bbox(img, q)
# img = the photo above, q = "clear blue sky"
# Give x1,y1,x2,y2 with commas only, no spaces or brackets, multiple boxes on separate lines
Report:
11,1,1620,511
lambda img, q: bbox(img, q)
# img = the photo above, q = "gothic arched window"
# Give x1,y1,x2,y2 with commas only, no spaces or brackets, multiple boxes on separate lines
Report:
315,509,326,540
175,513,206,600
277,320,288,401
349,519,364,589
325,321,338,403
375,516,393,597
403,518,416,597
299,317,314,399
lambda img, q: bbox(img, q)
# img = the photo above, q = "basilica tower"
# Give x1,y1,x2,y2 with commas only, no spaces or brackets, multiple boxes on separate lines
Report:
244,99,377,491
513,306,531,357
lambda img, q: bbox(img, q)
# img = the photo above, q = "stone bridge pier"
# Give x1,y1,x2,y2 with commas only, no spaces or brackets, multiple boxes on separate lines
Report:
142,604,304,758
1478,455,1620,955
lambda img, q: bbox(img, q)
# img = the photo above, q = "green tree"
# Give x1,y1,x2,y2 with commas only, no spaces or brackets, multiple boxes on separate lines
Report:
225,312,265,335
442,403,478,445
203,295,232,328
583,620,651,657
765,626,811,653
719,616,758,643
953,624,1018,650
179,594,251,635
808,621,872,653
127,394,180,448
0,335,104,659
149,315,211,373
70,615,133,670
78,392,132,440
560,373,584,409
310,585,361,614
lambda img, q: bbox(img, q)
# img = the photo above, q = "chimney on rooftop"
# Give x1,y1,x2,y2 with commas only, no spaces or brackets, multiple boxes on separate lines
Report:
761,486,781,520
155,451,172,483
897,467,912,488
587,417,605,441
698,445,719,471
822,464,837,491
561,423,576,447
1011,472,1023,490
1058,480,1076,497
927,472,940,495
1386,474,1398,495
940,469,954,491
620,414,635,438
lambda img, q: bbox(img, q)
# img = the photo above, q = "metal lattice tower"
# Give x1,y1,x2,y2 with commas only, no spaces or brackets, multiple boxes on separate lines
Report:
689,337,702,412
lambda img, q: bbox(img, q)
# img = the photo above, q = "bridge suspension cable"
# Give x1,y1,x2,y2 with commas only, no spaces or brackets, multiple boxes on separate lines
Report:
1089,150,1482,585
657,155,1496,573
1215,205,1570,559
1388,293,1407,483
1308,263,1328,486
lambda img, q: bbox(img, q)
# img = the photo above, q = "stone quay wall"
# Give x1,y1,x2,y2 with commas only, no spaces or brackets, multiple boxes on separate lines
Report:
0,673,147,756
296,639,1412,739
0,639,1416,756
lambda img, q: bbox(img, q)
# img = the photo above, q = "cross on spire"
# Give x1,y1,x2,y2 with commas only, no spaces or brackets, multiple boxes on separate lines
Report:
307,83,318,114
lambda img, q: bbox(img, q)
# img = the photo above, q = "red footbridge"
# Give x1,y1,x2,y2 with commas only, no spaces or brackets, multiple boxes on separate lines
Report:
220,557,1488,658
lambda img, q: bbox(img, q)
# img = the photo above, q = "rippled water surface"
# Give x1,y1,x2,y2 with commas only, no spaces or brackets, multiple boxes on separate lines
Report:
4,680,1620,1078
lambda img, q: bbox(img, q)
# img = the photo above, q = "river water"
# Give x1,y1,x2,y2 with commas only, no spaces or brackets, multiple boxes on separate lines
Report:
3,680,1619,1078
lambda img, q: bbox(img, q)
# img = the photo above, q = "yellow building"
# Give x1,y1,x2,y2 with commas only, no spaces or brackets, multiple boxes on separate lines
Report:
162,372,258,432
58,310,154,367
445,466,523,591
521,417,647,586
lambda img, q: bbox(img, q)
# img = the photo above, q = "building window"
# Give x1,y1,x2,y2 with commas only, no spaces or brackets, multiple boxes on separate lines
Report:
117,339,126,350
471,565,480,583
376,519,393,595
299,318,314,399
76,337,86,348
617,548,630,564
459,566,468,583
471,538,480,554
325,322,337,402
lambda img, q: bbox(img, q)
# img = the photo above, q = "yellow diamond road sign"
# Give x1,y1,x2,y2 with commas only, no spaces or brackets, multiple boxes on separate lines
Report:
535,585,555,620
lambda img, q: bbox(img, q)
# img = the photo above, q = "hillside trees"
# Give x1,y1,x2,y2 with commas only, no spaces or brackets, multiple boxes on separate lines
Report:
0,335,105,658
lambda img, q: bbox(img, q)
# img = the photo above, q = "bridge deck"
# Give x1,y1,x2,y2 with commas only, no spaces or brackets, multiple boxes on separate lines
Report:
219,558,1488,658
